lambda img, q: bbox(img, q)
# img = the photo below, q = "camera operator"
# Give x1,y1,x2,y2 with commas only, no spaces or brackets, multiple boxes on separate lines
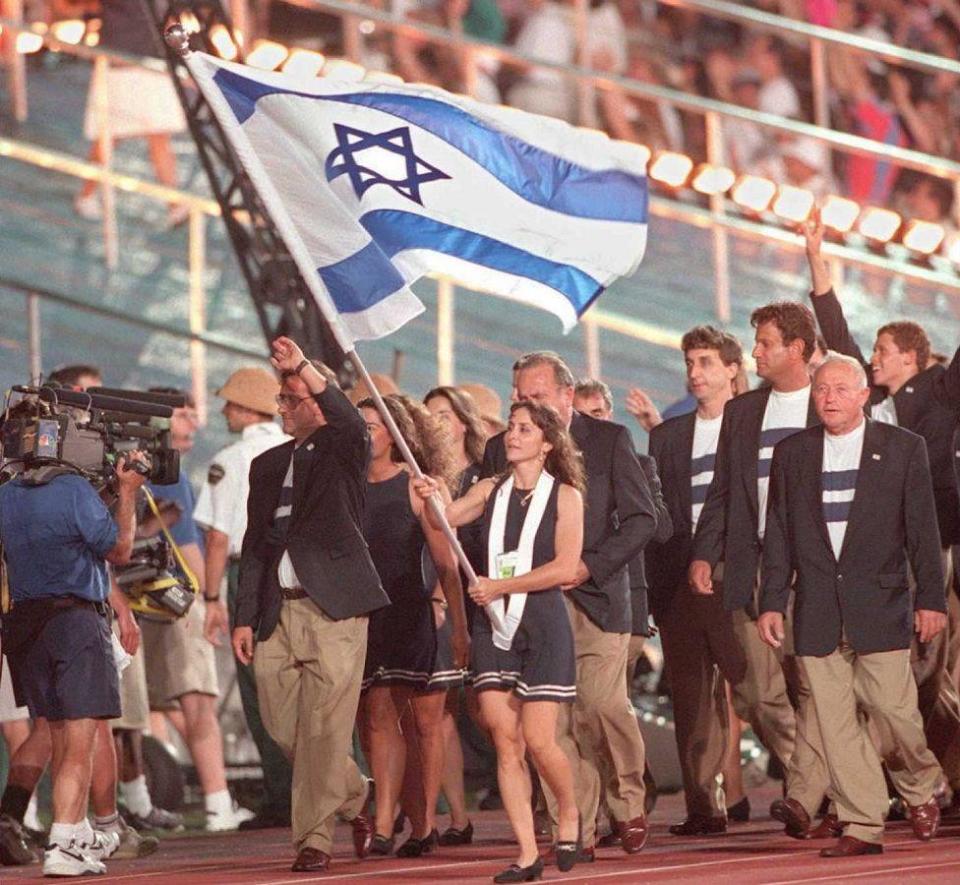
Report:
0,447,147,877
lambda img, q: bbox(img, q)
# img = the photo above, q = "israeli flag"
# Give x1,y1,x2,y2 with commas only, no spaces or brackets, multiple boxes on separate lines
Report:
188,53,649,349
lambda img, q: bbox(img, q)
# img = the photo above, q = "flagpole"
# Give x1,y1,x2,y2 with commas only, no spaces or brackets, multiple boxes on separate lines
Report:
164,24,479,586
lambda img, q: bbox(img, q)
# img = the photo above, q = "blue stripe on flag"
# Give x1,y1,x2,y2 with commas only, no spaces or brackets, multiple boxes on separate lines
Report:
211,68,648,223
360,209,602,313
318,240,406,315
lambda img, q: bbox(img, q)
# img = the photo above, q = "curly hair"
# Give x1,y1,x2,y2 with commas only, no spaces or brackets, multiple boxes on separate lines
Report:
508,400,585,493
423,385,488,467
358,394,456,492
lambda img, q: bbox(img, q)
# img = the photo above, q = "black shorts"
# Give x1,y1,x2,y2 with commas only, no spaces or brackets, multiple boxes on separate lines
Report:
471,591,576,704
8,606,121,721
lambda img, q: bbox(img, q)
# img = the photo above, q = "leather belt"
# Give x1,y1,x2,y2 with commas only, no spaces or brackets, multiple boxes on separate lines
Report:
280,587,308,601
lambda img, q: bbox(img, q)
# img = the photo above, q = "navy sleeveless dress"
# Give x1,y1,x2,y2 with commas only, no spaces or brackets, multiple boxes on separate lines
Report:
361,471,436,689
471,476,576,702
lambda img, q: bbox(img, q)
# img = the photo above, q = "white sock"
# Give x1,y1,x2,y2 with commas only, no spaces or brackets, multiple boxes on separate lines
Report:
74,819,95,846
24,793,41,832
48,822,75,849
120,775,153,818
94,812,122,835
204,789,233,817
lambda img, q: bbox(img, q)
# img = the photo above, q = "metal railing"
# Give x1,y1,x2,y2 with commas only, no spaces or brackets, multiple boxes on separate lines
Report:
0,1,958,391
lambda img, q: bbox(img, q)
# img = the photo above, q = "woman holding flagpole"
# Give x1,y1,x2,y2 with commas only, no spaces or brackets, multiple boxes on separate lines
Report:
414,401,584,882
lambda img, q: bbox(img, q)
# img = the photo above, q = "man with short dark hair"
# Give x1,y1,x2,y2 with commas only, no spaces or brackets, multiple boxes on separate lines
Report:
46,364,103,390
482,351,657,857
573,380,613,420
0,446,146,876
233,338,389,874
759,354,945,857
646,325,748,836
690,300,831,840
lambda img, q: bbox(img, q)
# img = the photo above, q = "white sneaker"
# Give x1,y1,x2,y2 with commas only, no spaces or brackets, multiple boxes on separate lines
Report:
205,802,255,832
78,830,120,861
73,192,102,221
42,841,106,877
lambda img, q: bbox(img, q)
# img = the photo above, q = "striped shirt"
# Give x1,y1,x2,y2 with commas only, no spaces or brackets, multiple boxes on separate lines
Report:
822,421,865,558
758,386,810,539
274,454,302,589
691,414,722,532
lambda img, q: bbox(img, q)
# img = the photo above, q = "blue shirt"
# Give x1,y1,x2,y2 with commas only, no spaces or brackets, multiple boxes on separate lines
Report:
0,474,117,603
147,472,203,551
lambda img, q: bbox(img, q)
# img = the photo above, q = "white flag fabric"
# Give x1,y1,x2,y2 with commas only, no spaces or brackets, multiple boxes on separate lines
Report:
187,52,649,349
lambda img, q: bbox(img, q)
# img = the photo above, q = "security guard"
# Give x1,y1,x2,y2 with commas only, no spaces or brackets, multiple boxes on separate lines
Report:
194,366,292,829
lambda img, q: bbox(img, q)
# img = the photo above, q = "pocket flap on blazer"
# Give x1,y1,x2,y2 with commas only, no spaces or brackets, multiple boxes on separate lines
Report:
878,572,907,588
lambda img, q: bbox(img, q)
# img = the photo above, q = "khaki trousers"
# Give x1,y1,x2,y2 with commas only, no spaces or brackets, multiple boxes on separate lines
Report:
803,641,940,843
908,549,960,790
545,600,646,845
731,602,830,816
254,597,369,853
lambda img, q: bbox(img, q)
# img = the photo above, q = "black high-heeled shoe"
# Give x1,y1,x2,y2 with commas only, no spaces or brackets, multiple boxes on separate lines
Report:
555,839,579,873
396,828,439,857
369,834,395,856
492,856,544,883
439,821,474,845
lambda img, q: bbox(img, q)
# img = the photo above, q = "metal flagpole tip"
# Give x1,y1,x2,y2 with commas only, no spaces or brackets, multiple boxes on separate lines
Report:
164,23,191,57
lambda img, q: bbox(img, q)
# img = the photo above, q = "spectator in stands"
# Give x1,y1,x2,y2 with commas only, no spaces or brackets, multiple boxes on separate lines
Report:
895,173,957,235
712,63,771,172
74,0,188,227
746,35,801,120
506,0,576,122
760,137,836,199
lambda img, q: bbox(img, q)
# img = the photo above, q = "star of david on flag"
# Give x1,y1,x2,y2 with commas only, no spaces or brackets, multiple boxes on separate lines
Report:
185,51,649,349
325,123,451,205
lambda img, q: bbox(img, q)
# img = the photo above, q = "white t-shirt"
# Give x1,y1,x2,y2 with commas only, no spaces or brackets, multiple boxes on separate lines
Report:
758,385,810,538
822,420,865,558
871,395,898,426
194,421,290,555
691,414,723,532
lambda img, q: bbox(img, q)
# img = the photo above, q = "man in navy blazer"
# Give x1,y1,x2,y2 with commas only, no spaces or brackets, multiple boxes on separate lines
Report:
759,355,945,858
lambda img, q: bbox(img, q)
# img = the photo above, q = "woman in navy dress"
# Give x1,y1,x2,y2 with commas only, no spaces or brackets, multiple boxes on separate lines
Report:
357,395,469,857
421,385,489,844
415,401,584,883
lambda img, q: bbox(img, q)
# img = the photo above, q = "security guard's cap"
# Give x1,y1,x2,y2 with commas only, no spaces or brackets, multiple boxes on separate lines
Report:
217,367,279,416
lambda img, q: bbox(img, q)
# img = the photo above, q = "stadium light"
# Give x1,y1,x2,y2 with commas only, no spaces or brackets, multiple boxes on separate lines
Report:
283,49,326,80
858,207,901,244
649,152,693,188
16,31,45,54
209,24,240,61
902,220,945,256
731,175,776,213
691,163,735,196
247,40,289,71
772,185,814,223
820,195,859,234
178,12,201,34
322,59,367,81
51,20,85,45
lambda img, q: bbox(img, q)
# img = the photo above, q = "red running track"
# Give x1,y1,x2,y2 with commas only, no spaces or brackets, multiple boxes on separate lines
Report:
5,785,959,884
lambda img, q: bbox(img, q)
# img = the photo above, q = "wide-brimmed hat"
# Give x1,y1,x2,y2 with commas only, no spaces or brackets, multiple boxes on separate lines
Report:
216,367,280,416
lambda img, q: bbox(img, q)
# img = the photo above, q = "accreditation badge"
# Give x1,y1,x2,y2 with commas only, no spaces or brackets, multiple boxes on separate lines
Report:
495,551,519,580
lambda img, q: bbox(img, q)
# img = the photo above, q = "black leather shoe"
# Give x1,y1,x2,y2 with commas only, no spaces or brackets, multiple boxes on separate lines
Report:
369,834,395,856
396,828,439,857
669,816,727,836
493,856,544,883
438,821,473,845
555,840,578,873
771,798,811,839
291,847,330,872
726,797,750,822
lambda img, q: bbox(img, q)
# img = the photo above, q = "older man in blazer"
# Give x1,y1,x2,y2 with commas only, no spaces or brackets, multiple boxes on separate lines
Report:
688,301,831,838
232,337,389,874
759,354,945,857
482,352,658,856
803,217,960,803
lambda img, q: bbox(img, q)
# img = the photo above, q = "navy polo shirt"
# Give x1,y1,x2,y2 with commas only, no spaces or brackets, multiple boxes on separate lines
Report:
0,474,117,603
